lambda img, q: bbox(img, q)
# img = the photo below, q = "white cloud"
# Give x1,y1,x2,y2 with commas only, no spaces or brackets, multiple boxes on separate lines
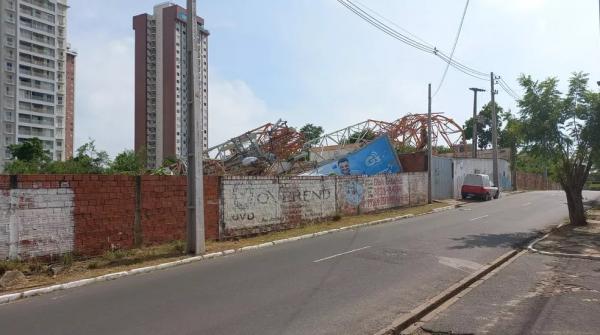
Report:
208,75,276,147
482,0,546,12
73,34,276,157
74,36,135,157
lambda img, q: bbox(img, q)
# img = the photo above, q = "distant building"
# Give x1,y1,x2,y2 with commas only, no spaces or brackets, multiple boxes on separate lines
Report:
0,0,72,166
133,3,209,168
65,46,75,159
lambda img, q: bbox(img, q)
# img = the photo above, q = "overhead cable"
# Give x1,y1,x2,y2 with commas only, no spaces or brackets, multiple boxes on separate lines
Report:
337,0,522,100
433,0,471,97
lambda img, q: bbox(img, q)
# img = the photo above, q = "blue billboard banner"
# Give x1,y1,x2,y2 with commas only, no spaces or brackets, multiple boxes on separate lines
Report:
302,135,403,176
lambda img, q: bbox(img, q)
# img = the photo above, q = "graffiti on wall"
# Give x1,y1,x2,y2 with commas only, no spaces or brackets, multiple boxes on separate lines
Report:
337,174,412,215
222,173,428,236
223,179,337,230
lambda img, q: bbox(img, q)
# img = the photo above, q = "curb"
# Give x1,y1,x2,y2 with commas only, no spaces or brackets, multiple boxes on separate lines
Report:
528,222,600,261
0,204,458,306
374,249,521,335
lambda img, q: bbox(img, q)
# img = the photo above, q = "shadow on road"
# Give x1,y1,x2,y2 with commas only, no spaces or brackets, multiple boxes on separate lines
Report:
449,231,543,249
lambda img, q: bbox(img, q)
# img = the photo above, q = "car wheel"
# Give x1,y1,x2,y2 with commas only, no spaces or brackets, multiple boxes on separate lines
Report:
494,191,500,199
462,193,467,200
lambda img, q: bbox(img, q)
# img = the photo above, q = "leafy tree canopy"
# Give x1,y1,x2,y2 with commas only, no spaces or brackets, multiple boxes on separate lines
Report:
517,72,600,225
347,130,377,144
299,123,325,143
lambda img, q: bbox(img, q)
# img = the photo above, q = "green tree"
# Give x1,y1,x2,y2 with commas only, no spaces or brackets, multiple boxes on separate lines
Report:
8,138,50,162
4,138,51,174
43,140,111,174
463,102,505,150
299,123,324,143
498,114,524,184
347,129,377,144
73,140,110,174
518,72,600,226
434,146,454,154
110,150,146,175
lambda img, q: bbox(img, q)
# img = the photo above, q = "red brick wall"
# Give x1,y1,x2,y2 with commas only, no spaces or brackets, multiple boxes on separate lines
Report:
398,152,427,172
141,176,186,245
516,171,561,191
0,175,10,190
1,174,220,257
203,176,220,240
73,175,137,255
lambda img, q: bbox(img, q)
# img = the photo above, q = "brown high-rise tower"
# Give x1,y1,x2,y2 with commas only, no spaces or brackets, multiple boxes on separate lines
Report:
133,3,209,168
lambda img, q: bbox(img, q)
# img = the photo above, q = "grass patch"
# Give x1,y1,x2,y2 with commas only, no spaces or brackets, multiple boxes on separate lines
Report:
0,202,449,295
203,202,449,254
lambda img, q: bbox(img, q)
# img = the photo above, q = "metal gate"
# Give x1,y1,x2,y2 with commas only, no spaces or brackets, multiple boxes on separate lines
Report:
432,156,453,200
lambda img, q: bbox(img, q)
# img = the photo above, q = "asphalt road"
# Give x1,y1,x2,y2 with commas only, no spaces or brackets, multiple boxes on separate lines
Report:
1,191,597,335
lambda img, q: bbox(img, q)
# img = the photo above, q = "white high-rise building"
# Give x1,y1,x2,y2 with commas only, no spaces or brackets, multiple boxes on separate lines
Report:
134,3,209,169
0,0,72,166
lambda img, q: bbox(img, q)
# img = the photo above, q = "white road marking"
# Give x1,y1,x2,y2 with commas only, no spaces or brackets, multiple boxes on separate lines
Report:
522,202,532,207
438,256,483,273
470,215,489,221
313,246,372,263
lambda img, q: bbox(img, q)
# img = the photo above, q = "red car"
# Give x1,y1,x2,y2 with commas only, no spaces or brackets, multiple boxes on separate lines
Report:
461,174,500,201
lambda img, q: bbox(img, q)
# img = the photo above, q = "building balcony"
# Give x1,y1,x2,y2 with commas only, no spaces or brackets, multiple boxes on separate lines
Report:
19,18,54,35
18,8,55,26
21,0,56,13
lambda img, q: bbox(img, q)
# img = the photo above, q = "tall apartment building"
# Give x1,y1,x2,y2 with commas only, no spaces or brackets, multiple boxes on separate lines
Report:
133,3,209,169
0,0,72,166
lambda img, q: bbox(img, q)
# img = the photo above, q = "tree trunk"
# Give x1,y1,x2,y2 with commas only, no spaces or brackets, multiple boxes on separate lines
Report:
564,186,587,226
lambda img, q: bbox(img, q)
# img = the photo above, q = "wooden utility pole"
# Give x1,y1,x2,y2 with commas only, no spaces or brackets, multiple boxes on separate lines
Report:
186,0,205,255
469,87,485,158
428,83,433,204
490,72,499,189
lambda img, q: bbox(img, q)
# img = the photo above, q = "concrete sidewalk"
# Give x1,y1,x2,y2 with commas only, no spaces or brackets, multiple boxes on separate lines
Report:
532,209,600,258
420,209,600,335
421,253,600,335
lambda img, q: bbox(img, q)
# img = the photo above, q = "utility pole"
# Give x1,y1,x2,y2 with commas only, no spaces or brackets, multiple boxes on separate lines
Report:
469,88,485,158
186,0,205,255
490,72,499,189
427,83,433,204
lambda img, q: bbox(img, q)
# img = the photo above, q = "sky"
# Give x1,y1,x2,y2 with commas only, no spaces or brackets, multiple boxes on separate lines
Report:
67,0,600,158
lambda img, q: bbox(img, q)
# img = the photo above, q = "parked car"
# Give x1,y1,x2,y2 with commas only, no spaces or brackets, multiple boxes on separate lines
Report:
461,174,499,201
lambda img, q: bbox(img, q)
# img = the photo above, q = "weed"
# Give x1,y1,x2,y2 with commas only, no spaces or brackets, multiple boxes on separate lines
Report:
61,252,74,267
171,240,186,254
0,260,26,276
102,249,130,262
332,214,342,222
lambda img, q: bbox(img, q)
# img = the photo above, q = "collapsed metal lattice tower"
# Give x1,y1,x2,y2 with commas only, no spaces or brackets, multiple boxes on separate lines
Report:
204,114,466,176
205,120,305,175
305,114,465,155
390,114,466,151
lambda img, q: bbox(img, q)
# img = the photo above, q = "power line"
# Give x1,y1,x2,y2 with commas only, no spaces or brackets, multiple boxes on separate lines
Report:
498,77,519,99
433,0,470,97
339,0,434,53
337,0,522,100
341,0,489,81
352,0,435,49
497,77,520,101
